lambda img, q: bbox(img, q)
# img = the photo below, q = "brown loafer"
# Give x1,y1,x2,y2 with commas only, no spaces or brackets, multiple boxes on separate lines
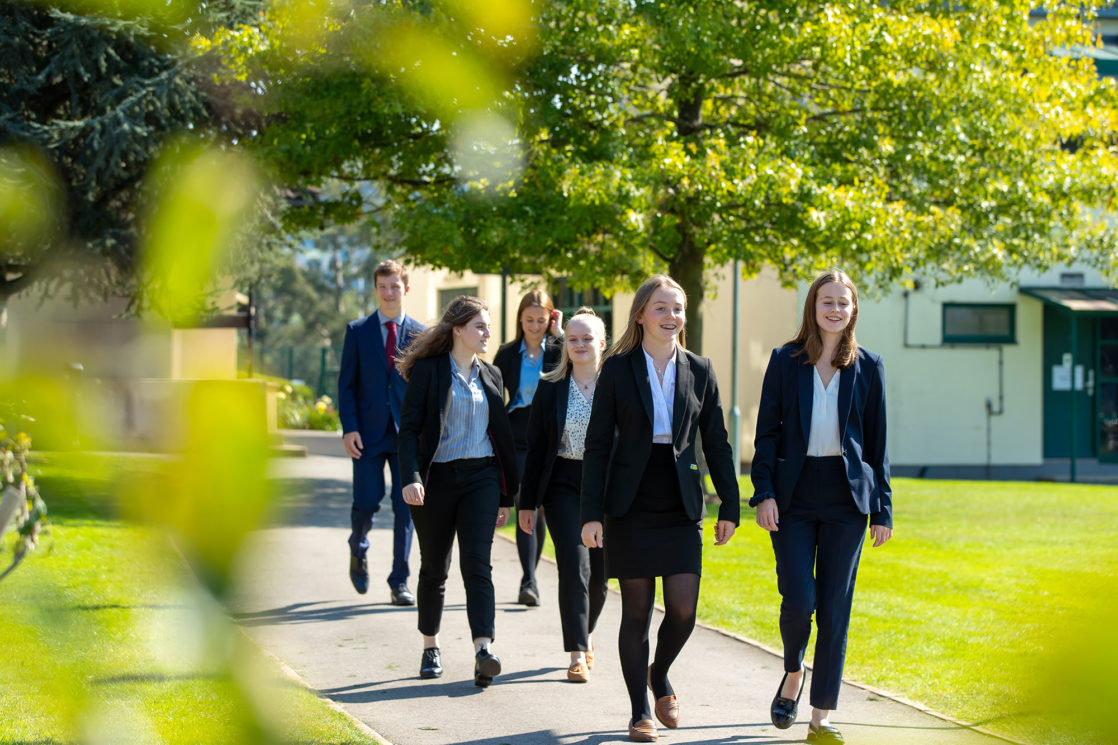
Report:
567,660,589,683
647,667,680,729
628,718,658,742
586,642,595,670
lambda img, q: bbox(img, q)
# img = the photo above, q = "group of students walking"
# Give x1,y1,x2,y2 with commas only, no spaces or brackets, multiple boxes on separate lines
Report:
339,261,893,744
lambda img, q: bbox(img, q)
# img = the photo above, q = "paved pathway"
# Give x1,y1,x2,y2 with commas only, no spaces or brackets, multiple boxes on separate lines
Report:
229,454,1007,745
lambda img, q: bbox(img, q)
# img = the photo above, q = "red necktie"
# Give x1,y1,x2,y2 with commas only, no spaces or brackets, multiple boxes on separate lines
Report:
385,320,398,371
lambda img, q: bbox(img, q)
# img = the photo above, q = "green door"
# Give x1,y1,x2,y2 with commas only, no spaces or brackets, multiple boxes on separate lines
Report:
1097,317,1118,462
1042,306,1097,459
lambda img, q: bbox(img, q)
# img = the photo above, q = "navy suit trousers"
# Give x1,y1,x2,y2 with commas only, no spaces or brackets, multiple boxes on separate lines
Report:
349,420,413,587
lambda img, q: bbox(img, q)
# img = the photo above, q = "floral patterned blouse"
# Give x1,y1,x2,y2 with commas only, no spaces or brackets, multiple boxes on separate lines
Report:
557,375,595,460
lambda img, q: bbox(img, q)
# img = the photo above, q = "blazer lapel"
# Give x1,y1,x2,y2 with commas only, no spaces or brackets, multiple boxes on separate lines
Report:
837,357,857,443
555,374,570,443
671,348,691,447
798,360,813,445
437,355,452,422
629,348,655,426
369,313,388,371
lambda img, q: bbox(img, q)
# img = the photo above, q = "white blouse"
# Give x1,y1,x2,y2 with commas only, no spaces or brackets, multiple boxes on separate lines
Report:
642,347,676,444
806,367,843,457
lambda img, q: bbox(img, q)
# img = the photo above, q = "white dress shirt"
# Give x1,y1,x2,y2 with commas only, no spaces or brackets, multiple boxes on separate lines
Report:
806,367,843,457
642,347,676,444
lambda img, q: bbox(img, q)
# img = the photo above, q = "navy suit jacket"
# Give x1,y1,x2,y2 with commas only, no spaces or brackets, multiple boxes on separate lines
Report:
750,344,892,528
581,347,740,526
337,312,425,453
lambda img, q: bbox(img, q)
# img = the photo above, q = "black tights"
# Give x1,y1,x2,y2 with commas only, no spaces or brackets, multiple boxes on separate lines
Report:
617,573,700,723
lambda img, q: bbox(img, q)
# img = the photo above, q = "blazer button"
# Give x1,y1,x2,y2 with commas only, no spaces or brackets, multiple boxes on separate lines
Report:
841,449,847,456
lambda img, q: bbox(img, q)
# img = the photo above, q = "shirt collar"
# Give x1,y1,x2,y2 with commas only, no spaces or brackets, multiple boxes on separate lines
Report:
449,354,479,379
641,345,677,372
519,337,546,354
377,309,405,326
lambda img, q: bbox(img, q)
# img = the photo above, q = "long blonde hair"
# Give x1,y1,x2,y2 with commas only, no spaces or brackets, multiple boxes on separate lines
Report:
788,270,859,368
542,307,607,383
396,296,488,380
604,275,686,359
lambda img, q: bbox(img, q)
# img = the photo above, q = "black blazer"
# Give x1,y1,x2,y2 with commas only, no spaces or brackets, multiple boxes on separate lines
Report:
337,312,425,448
493,336,563,411
519,373,575,511
750,344,892,528
580,347,740,526
397,355,520,507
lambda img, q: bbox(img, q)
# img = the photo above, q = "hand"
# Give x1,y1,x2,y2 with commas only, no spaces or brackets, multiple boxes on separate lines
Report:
343,431,363,459
870,524,892,547
714,520,736,545
402,482,424,507
581,521,603,548
496,507,511,528
518,508,535,534
549,309,563,336
755,498,779,532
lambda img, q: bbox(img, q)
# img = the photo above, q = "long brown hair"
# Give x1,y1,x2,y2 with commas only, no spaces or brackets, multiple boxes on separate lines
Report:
512,289,556,345
396,296,488,380
542,307,607,383
788,270,859,368
604,275,686,359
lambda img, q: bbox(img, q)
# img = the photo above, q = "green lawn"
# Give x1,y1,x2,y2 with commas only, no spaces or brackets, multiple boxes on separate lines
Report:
0,456,384,745
506,477,1118,745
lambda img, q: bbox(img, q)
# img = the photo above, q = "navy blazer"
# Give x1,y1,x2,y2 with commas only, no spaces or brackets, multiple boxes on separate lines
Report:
519,373,574,511
337,312,425,450
396,355,520,507
750,344,892,528
581,347,740,526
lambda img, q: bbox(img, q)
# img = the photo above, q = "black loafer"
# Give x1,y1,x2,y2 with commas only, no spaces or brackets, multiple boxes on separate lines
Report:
807,723,844,743
518,582,540,607
474,649,501,687
349,554,369,595
390,583,416,606
770,670,805,729
419,647,442,679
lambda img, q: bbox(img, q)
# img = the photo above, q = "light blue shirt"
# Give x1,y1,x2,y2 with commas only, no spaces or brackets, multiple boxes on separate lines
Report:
432,354,494,462
508,338,546,412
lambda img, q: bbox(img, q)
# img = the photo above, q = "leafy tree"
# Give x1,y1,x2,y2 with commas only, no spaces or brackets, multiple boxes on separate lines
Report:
211,1,1118,353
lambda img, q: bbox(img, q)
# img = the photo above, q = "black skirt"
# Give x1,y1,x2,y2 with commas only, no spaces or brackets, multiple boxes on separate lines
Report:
604,443,703,579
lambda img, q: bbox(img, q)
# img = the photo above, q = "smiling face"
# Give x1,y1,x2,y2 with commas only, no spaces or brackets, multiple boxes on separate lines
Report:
519,305,550,344
454,310,492,357
815,281,855,338
375,272,408,317
636,285,686,347
564,316,606,368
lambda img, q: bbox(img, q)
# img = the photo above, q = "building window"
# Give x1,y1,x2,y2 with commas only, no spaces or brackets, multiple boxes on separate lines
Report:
438,287,478,315
550,278,613,342
942,303,1016,344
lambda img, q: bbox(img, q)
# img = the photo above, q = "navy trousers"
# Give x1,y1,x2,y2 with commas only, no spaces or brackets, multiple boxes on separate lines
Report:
770,456,866,710
349,420,414,588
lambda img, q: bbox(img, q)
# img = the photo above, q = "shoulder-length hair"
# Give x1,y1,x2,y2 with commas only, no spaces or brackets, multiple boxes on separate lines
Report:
396,296,488,380
788,270,859,368
605,275,686,360
513,290,556,345
541,307,608,383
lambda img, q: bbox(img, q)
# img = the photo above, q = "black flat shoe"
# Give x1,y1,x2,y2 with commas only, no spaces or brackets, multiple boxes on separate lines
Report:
807,723,844,743
518,581,540,607
349,554,369,595
474,649,501,687
390,583,416,606
419,647,442,679
770,670,805,729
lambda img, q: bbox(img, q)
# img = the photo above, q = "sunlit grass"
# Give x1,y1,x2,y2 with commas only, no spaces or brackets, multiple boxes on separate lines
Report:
503,477,1118,745
0,456,384,745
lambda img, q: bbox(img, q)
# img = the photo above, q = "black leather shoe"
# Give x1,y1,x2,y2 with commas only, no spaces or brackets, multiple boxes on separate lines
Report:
419,647,442,679
390,583,416,606
807,723,844,743
349,554,369,595
474,649,501,687
770,670,805,729
518,581,540,607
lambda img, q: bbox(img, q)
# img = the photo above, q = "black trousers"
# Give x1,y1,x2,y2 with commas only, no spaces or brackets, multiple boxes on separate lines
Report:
770,456,866,710
544,457,607,651
410,458,501,641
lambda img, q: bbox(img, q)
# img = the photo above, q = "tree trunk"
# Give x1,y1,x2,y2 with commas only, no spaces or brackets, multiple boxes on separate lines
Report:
670,228,706,357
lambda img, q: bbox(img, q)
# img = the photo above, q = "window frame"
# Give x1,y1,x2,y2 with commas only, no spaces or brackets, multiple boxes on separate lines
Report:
941,302,1017,345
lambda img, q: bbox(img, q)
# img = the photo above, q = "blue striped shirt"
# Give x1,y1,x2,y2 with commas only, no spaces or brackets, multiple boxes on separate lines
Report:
431,354,494,462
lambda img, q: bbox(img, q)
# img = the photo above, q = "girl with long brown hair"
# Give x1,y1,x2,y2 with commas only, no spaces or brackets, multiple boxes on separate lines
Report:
580,276,739,741
750,269,893,744
396,296,520,688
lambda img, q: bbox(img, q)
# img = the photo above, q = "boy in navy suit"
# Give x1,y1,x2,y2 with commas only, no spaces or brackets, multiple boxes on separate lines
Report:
338,260,426,604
